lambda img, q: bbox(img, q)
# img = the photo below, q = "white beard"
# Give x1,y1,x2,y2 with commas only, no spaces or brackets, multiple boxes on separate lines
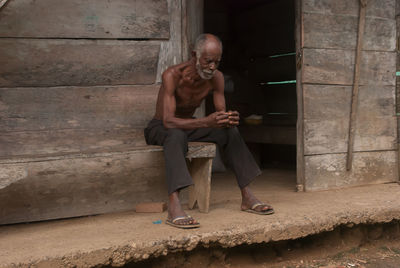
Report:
196,57,215,80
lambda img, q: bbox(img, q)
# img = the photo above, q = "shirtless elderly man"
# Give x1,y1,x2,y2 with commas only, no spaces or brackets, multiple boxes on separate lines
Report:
144,33,274,229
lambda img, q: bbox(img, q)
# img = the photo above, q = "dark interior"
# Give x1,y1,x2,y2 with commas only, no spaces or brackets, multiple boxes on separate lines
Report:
204,0,297,169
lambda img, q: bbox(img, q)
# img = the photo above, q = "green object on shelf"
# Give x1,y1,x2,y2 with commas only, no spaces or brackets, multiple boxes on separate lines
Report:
269,52,296,58
266,80,296,85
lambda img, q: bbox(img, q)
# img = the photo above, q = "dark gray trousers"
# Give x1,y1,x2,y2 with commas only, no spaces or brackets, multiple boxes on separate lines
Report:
144,119,261,195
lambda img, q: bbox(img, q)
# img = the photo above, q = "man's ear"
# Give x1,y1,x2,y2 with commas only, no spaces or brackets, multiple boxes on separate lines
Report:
191,50,197,58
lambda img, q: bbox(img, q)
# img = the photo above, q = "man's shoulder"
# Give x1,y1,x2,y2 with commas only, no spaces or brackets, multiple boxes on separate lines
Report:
211,70,224,83
213,70,224,79
163,60,191,76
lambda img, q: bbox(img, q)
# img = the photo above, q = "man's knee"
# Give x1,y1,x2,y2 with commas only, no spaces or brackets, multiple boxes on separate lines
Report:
225,126,244,143
165,128,187,144
207,128,228,146
208,127,242,145
226,126,240,137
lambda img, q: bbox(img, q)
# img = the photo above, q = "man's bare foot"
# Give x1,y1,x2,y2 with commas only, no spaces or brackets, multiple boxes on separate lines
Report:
167,191,200,228
240,186,274,214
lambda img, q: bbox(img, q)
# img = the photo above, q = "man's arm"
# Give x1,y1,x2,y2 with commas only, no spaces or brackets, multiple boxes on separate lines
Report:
212,71,226,112
162,69,229,130
212,72,240,127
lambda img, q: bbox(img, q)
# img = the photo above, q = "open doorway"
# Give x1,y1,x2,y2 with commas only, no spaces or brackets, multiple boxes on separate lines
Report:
204,0,297,174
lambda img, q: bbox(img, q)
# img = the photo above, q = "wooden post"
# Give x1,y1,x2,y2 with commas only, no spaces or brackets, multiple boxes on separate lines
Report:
346,0,367,171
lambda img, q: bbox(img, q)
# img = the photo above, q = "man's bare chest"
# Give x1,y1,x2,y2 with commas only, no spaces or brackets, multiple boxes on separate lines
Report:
175,83,212,109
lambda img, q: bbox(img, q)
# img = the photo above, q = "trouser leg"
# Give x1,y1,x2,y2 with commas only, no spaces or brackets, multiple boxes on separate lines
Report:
224,127,261,188
144,120,193,195
163,129,193,194
187,127,261,189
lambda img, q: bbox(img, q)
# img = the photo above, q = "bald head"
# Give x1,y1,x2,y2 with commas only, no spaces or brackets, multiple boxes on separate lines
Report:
194,34,223,57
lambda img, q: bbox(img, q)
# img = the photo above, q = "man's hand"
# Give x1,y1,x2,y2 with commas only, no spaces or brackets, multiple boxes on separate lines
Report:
227,110,240,127
207,111,229,128
207,110,240,128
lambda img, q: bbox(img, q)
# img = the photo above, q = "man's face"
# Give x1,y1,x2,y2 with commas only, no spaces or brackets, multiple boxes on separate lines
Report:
196,43,222,80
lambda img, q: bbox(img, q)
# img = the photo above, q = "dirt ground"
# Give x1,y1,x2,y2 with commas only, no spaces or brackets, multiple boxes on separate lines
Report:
1,168,400,267
127,222,400,268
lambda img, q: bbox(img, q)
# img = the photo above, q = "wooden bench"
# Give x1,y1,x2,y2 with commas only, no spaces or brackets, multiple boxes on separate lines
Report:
0,142,215,225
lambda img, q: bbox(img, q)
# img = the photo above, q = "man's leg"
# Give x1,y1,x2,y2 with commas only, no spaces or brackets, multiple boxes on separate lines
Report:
163,128,193,194
187,127,273,214
187,127,260,186
144,120,199,227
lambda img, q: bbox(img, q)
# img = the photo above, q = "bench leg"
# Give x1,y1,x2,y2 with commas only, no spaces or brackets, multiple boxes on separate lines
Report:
188,157,212,213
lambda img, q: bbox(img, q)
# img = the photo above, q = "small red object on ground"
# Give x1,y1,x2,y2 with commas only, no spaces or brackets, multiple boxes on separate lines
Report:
135,202,167,213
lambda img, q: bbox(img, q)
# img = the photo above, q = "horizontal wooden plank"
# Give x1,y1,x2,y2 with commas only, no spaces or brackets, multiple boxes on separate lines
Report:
0,128,148,158
0,85,158,132
304,85,397,154
0,142,216,163
303,13,396,51
0,142,214,224
305,150,398,191
304,84,351,119
304,85,395,120
304,116,397,155
186,142,216,158
303,0,395,19
304,84,396,154
0,39,160,87
302,49,396,86
0,149,167,224
0,0,169,39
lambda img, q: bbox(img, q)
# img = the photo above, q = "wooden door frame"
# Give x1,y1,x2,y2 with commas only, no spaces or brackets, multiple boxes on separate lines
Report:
181,0,204,61
182,0,205,117
182,0,306,188
295,0,305,191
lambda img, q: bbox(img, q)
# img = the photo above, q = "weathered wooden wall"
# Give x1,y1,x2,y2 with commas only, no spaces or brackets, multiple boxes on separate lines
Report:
0,0,170,39
300,0,398,190
0,0,186,223
0,0,185,157
0,0,172,155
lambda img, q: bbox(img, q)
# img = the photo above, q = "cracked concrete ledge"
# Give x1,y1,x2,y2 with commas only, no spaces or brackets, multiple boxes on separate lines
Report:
71,209,400,268
3,205,400,267
1,173,400,268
